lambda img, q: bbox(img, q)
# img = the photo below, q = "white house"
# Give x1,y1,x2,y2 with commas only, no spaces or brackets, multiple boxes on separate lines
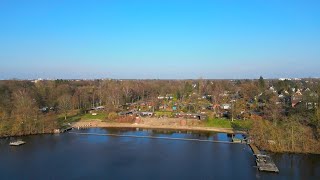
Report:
221,104,231,110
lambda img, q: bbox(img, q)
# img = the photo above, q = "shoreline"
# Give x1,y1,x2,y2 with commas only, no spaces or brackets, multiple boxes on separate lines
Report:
71,119,246,134
0,131,54,139
1,121,319,155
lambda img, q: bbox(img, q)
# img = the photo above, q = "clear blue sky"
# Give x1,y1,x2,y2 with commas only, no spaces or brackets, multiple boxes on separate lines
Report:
0,0,319,79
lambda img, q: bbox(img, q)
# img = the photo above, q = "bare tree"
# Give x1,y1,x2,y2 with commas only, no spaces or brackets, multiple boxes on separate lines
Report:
12,89,38,135
58,94,72,120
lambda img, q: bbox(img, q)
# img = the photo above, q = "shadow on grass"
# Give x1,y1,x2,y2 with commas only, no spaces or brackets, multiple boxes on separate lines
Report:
206,118,253,131
231,120,253,131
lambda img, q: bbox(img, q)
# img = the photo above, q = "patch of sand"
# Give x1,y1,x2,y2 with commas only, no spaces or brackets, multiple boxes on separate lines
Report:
72,117,244,134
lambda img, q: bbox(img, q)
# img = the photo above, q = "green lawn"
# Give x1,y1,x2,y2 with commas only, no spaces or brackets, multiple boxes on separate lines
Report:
57,112,107,128
206,118,232,128
80,112,107,120
231,120,253,131
205,118,253,130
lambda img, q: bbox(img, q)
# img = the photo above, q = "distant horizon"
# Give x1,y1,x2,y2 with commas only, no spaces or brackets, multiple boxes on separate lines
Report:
1,74,320,80
0,76,318,81
1,1,319,79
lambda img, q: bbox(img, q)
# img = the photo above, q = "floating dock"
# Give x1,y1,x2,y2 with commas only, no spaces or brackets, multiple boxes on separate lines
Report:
9,140,26,146
232,137,242,143
249,143,279,173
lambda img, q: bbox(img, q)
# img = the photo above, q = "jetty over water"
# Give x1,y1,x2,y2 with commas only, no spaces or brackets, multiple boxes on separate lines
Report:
249,143,279,173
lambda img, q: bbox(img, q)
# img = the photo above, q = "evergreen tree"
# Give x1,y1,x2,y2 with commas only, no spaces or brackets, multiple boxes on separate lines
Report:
258,76,266,92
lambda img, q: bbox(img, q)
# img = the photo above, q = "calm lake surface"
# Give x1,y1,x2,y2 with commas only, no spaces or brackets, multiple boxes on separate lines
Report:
0,128,319,180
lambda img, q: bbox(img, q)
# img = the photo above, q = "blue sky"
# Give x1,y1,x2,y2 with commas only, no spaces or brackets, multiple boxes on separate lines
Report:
0,0,319,79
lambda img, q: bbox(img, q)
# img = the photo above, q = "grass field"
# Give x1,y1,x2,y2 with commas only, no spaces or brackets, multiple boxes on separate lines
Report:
205,118,253,130
81,113,107,120
58,111,107,127
206,118,232,128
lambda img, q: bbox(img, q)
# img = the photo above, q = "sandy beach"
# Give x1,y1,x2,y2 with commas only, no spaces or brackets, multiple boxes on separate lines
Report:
71,117,245,134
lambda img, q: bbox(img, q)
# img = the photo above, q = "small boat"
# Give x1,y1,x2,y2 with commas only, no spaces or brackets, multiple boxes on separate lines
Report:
9,140,26,146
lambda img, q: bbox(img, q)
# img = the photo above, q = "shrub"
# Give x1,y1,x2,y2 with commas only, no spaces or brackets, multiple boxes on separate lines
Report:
107,112,118,120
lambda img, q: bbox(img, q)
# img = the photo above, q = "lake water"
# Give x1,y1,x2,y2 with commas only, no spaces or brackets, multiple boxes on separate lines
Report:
0,128,319,180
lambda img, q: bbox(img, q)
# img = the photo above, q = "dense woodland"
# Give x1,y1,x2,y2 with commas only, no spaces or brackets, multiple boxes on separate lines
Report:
0,78,319,153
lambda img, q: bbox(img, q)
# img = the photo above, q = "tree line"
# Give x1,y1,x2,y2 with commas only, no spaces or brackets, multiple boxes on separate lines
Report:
0,77,319,153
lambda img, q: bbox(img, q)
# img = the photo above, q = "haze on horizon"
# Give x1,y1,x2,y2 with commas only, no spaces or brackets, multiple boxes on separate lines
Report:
0,0,319,80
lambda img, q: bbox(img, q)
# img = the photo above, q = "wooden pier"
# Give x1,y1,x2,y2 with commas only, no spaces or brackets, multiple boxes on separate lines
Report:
249,143,279,173
249,143,261,155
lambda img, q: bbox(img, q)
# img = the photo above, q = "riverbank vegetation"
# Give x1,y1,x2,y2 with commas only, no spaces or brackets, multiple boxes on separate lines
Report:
0,78,319,154
250,119,320,154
